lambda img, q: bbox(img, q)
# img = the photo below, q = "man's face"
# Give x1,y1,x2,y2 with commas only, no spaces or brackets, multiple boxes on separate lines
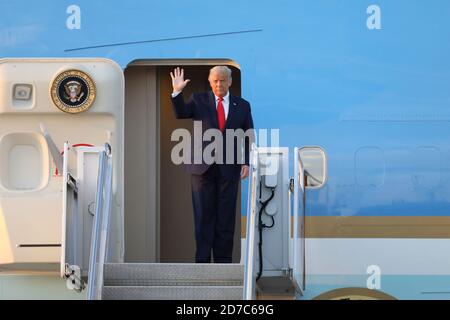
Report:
209,71,232,98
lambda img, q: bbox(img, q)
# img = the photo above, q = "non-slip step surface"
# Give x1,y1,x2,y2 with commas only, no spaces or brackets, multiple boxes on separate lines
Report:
102,285,243,300
104,263,244,286
105,278,243,286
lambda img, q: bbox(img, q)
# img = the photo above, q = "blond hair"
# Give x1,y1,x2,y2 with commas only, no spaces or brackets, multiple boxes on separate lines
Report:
209,66,232,80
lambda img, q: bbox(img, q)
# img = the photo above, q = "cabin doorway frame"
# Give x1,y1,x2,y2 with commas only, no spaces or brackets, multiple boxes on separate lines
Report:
124,59,242,263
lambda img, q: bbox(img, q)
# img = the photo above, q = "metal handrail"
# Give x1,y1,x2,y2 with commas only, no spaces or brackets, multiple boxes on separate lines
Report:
87,143,113,300
243,144,259,300
293,148,306,294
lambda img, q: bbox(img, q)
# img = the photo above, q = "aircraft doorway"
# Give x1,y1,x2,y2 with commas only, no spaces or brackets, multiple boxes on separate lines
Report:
124,61,242,263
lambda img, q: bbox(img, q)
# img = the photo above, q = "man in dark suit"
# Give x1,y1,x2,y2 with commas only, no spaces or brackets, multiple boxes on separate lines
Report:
170,66,254,263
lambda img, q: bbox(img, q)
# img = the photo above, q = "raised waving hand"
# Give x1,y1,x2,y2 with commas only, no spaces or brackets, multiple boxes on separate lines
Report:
170,67,190,92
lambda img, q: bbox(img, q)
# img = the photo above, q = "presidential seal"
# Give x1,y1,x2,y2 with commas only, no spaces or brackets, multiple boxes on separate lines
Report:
50,69,96,113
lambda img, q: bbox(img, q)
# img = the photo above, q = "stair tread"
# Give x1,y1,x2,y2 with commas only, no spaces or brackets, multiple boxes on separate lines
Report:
104,285,244,288
104,263,244,281
102,285,243,300
105,279,243,286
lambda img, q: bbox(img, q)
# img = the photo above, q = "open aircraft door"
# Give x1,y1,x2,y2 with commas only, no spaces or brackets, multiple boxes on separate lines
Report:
0,58,124,291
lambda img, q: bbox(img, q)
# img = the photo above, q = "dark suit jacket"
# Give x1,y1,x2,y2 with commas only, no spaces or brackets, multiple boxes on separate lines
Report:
171,91,254,179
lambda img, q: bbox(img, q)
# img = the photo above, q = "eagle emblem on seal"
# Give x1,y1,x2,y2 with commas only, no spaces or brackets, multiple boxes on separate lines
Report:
64,80,85,103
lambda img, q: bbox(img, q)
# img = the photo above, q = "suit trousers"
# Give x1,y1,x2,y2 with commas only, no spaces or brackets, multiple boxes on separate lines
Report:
190,164,240,263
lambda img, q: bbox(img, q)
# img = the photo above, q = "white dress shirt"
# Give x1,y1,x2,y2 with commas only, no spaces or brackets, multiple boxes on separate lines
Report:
171,91,230,119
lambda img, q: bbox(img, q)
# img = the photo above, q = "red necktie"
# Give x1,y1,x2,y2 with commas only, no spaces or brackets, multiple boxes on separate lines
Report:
217,97,225,132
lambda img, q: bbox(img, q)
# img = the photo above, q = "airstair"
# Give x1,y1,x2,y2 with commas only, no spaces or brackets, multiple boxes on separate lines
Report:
62,143,305,300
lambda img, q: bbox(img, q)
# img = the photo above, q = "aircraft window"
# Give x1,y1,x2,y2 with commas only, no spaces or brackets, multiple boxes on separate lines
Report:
299,147,327,188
